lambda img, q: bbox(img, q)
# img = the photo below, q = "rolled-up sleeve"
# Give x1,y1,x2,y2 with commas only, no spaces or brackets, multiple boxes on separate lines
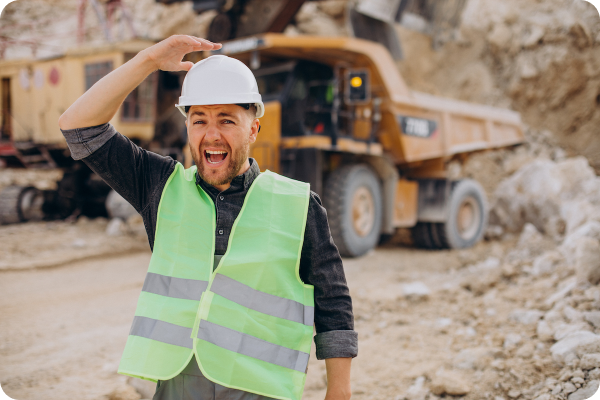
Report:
300,192,358,360
314,330,359,359
60,123,118,160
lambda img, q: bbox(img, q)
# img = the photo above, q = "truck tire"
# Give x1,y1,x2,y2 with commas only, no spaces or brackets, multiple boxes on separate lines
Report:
324,164,383,257
436,179,488,249
412,222,436,249
0,186,44,225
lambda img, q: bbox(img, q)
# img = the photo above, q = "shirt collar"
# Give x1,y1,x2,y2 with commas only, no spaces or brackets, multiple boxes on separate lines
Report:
196,158,260,192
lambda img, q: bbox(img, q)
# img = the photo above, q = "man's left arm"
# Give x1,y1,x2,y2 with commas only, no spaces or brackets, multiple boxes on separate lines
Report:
300,192,358,400
325,358,352,400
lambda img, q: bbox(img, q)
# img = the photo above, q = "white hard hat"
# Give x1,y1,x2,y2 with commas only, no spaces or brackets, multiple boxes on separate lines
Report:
176,55,264,118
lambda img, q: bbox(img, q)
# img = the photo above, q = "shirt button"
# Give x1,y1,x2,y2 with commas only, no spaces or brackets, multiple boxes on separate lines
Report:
218,230,224,235
219,196,224,200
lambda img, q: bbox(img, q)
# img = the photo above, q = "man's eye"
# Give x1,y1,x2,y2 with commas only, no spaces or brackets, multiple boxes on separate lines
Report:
223,120,234,124
193,120,205,125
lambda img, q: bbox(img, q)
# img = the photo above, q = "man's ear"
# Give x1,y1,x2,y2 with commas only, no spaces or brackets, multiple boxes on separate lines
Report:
249,118,259,144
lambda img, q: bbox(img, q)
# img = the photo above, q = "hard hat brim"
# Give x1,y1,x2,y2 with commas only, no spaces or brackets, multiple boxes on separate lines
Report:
176,102,265,118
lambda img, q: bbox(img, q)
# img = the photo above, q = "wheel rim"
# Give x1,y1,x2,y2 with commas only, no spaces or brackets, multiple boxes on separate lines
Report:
351,186,375,237
457,196,481,240
20,188,44,221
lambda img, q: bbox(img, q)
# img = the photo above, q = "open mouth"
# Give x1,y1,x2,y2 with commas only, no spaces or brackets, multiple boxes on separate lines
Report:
204,149,229,165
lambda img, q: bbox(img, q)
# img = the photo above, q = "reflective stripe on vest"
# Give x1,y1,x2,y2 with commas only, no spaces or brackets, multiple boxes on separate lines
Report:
210,273,314,326
130,316,193,349
142,273,208,301
197,320,309,373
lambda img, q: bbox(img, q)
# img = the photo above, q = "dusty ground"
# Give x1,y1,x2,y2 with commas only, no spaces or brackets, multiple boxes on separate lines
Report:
0,218,593,400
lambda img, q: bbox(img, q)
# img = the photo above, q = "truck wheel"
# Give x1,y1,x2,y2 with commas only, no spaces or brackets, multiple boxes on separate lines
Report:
0,186,44,225
324,164,382,257
436,179,488,249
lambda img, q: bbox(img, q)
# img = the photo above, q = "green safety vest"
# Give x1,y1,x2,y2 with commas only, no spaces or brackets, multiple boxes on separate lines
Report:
118,163,314,400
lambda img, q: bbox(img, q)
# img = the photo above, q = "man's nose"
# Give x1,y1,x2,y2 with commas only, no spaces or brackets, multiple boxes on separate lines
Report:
204,122,223,141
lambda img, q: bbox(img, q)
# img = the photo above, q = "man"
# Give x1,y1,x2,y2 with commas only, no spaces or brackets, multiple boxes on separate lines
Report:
58,35,356,400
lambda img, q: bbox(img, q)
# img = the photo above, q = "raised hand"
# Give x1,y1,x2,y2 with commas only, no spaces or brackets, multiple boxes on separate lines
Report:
144,35,222,72
59,35,222,130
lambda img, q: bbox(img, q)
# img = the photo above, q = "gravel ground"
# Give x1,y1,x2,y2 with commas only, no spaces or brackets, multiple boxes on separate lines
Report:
2,219,597,400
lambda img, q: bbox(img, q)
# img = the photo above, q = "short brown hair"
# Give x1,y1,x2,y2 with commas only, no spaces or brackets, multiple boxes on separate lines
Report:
185,104,257,117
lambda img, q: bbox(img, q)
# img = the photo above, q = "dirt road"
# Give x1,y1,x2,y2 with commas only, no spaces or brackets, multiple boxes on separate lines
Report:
2,228,585,400
0,252,152,400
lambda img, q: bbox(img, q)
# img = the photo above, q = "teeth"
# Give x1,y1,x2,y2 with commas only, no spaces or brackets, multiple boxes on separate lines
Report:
205,149,227,164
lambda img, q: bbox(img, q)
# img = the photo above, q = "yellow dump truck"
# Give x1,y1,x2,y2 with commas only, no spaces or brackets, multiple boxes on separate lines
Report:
0,34,523,256
209,34,523,255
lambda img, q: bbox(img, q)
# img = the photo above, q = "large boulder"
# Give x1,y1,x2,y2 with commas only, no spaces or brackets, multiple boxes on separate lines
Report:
489,157,600,237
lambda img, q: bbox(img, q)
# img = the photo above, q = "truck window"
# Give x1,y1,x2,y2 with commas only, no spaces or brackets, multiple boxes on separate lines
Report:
84,61,113,91
253,62,295,102
281,61,334,137
1,78,11,140
122,54,157,122
256,72,289,101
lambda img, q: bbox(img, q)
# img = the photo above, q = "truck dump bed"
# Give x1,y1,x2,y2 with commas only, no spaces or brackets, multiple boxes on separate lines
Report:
220,34,524,165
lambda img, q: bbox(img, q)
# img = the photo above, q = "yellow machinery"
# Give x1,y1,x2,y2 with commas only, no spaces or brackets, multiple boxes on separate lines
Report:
0,35,523,256
0,40,187,222
208,34,523,255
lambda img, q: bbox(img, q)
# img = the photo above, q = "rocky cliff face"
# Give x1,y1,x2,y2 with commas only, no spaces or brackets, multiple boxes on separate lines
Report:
396,0,600,171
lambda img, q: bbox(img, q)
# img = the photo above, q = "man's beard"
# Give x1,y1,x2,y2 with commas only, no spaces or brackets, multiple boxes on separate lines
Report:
192,139,250,188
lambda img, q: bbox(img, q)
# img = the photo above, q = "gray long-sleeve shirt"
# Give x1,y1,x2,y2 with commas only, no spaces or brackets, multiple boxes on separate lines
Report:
61,123,357,360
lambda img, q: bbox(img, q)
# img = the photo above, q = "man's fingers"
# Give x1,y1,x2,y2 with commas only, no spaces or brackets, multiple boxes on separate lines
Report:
186,36,222,50
180,61,195,71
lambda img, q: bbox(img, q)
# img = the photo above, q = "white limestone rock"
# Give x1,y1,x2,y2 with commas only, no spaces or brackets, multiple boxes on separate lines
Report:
504,333,523,350
551,331,600,365
489,157,600,237
532,251,566,276
402,282,431,300
560,221,600,265
537,320,555,341
405,376,429,400
575,237,600,285
430,371,471,396
554,322,592,341
579,354,600,370
568,380,599,400
106,218,125,237
510,309,544,325
453,347,493,370
584,311,600,328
